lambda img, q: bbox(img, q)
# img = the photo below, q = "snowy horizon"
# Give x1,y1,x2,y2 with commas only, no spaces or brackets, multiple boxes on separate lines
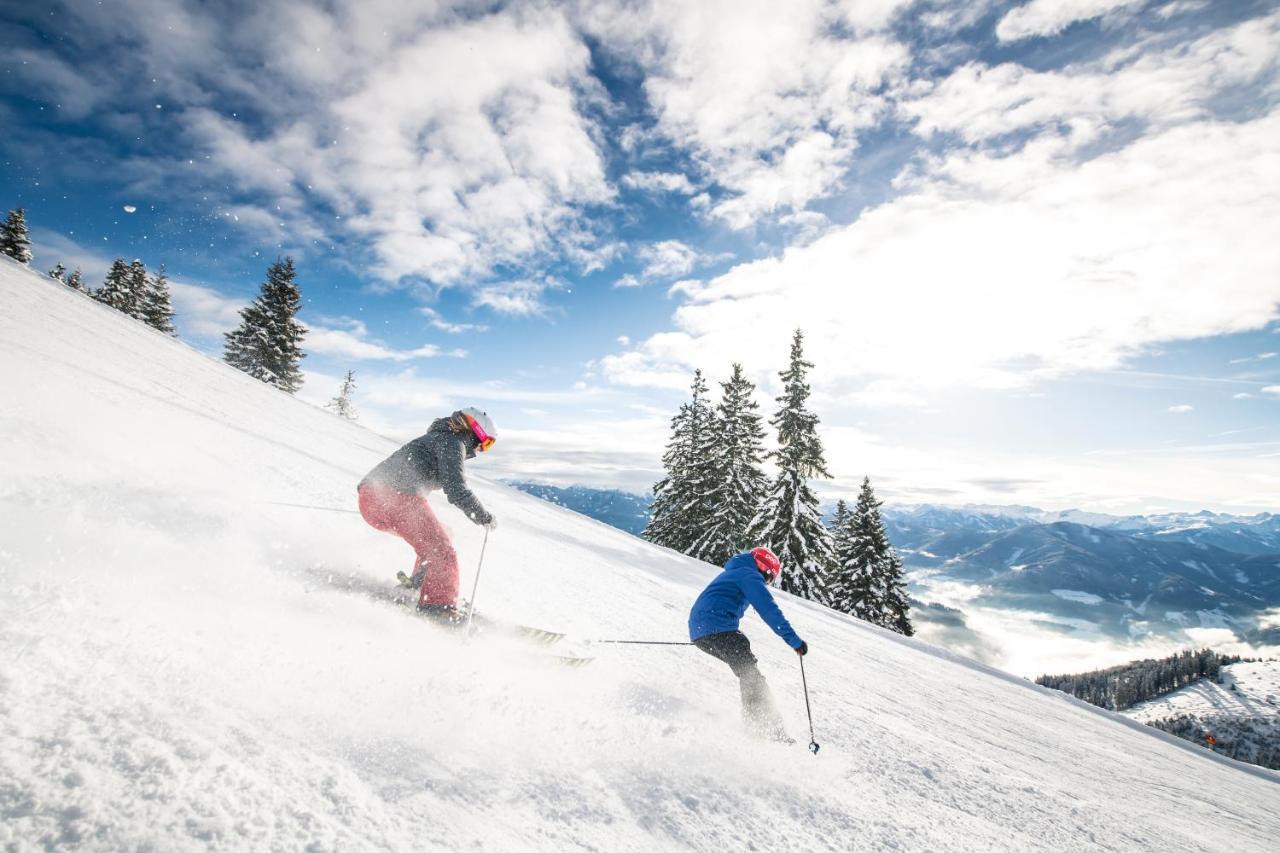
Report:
2,0,1278,515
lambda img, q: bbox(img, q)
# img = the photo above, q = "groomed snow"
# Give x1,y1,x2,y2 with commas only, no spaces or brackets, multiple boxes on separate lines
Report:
2,262,1279,850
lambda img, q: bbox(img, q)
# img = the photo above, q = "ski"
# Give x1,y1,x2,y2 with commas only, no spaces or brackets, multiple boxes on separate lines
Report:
396,570,567,646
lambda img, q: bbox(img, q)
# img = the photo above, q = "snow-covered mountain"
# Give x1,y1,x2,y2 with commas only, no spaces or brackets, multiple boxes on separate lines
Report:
886,504,1280,556
507,482,653,536
884,505,1280,643
3,261,1278,850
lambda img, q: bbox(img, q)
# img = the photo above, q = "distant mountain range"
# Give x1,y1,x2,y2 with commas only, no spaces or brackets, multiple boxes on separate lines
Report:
506,483,1280,647
507,482,653,536
885,505,1280,556
884,505,1280,643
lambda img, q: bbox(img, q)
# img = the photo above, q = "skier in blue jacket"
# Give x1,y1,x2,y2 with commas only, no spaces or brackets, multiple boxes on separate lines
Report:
688,547,807,741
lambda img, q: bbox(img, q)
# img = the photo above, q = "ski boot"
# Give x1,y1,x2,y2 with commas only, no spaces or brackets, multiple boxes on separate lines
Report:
416,601,468,629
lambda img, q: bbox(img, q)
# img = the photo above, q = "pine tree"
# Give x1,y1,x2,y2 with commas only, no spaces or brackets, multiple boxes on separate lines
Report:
326,370,358,420
65,269,84,291
838,477,914,635
645,369,714,553
749,329,836,603
48,263,67,284
142,263,177,335
125,260,150,320
0,208,33,264
826,499,855,613
223,256,306,393
688,363,769,566
94,258,142,314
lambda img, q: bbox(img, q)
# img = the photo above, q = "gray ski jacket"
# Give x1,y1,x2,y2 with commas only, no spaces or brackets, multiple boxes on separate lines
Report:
360,417,492,525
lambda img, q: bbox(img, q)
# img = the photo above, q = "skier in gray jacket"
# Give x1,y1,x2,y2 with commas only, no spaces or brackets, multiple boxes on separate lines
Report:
358,408,497,621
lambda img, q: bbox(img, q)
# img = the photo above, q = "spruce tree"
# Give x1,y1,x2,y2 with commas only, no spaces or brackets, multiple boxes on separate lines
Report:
94,258,140,314
0,208,32,264
125,260,150,320
839,477,914,635
688,363,769,566
749,329,836,603
48,263,67,284
223,256,306,393
826,499,856,614
645,369,713,553
326,370,358,420
142,263,177,335
66,269,84,291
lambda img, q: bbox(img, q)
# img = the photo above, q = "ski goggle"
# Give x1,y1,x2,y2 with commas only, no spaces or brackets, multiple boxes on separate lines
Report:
466,415,496,452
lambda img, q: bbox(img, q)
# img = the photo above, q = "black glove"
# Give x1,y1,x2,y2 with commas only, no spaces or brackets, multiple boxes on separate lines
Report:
795,641,808,656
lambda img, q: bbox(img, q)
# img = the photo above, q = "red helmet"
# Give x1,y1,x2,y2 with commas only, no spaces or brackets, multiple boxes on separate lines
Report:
751,547,782,586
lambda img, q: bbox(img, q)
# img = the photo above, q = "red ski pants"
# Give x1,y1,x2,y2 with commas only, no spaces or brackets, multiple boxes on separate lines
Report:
358,484,459,607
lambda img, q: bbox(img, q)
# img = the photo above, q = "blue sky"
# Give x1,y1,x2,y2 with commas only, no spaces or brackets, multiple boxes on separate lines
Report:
2,0,1278,513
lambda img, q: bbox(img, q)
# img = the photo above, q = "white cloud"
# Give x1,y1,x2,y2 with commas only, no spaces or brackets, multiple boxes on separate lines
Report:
16,3,615,293
1262,386,1280,396
637,240,701,279
604,108,1280,397
582,0,913,227
1234,393,1255,399
27,228,114,283
996,0,1146,42
614,241,728,289
418,307,488,335
3,48,105,119
621,171,696,194
905,11,1280,147
303,320,463,363
472,279,559,317
169,280,245,341
1167,404,1194,413
617,335,630,346
1156,1,1210,20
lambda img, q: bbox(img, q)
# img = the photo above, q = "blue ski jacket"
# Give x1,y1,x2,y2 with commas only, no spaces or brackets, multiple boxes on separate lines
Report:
688,553,803,648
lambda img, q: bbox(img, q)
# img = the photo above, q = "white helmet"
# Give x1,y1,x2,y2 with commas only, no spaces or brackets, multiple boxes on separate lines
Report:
458,407,497,451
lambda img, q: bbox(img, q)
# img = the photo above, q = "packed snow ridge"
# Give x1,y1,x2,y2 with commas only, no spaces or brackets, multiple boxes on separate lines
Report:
2,261,1278,851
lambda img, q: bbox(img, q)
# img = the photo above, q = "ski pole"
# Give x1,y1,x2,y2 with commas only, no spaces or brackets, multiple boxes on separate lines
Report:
592,640,695,646
799,655,820,755
464,528,490,633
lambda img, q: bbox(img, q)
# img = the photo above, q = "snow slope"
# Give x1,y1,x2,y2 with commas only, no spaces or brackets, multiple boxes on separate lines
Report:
1126,662,1280,724
2,260,1278,851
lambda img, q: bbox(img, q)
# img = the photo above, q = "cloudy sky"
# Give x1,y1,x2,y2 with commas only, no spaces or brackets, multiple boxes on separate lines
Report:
2,0,1278,513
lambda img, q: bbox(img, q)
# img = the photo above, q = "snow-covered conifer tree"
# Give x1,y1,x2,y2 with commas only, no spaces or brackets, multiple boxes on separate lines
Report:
0,208,32,264
48,263,67,284
223,257,306,393
826,499,855,614
125,260,150,321
839,477,913,635
65,269,84,291
326,370,358,420
750,329,836,603
688,363,769,566
94,258,138,314
645,369,713,553
143,264,177,335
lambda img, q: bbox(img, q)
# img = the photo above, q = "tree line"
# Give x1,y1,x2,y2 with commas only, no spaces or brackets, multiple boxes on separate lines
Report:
645,329,913,636
4,205,357,417
1145,713,1280,771
1036,648,1250,712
